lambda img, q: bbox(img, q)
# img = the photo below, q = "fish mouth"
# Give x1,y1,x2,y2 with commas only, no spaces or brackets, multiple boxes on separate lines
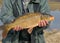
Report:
50,16,54,21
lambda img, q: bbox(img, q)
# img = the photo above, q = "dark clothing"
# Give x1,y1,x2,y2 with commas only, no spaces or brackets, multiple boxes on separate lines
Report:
1,0,50,43
2,26,50,43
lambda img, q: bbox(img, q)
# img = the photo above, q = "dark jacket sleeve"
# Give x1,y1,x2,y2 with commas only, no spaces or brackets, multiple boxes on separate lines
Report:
40,0,50,14
40,0,51,28
0,0,15,25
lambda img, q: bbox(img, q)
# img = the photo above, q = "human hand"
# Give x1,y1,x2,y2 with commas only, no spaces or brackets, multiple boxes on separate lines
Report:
13,25,23,31
38,20,48,27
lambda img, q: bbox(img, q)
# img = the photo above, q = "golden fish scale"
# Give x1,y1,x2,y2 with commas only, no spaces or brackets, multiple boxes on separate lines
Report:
2,13,54,38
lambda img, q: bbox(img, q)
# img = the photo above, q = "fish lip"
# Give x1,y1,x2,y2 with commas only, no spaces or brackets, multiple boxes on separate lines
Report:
50,16,54,21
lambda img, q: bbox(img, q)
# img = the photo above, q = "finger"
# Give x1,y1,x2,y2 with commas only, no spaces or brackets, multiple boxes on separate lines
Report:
13,26,17,31
42,20,48,27
38,21,41,27
43,20,46,26
40,20,44,27
45,20,48,24
13,26,20,31
19,26,23,30
16,26,20,31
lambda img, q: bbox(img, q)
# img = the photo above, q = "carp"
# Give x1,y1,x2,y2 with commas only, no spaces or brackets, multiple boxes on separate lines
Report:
2,12,54,38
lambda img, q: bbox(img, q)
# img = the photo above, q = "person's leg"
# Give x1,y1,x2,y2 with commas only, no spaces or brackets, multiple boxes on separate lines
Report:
31,33,45,43
2,30,19,43
19,41,31,43
31,26,45,43
2,36,12,43
38,34,45,43
19,29,31,43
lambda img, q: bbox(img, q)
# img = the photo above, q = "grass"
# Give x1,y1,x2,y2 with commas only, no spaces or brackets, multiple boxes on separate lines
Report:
49,2,60,10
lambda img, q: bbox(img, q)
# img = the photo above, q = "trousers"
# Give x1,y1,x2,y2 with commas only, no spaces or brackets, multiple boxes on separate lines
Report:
2,27,45,43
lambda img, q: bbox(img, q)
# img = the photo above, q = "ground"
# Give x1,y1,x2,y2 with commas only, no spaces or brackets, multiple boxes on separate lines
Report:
44,29,60,43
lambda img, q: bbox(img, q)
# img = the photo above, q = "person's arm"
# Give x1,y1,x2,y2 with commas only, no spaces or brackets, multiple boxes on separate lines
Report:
38,0,51,29
0,0,15,26
27,0,50,34
40,0,50,14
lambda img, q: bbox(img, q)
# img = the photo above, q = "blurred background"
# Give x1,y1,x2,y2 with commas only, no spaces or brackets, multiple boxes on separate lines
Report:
47,0,60,30
0,0,60,43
